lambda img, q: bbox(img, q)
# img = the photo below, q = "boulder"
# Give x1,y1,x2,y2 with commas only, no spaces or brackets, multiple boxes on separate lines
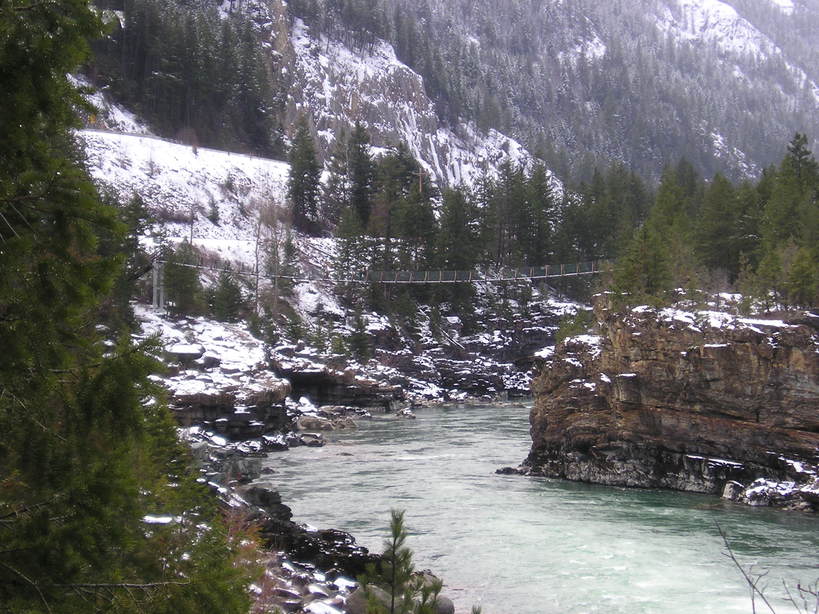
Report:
345,583,454,614
345,586,390,614
297,415,336,431
166,343,205,363
434,595,455,614
241,485,293,521
721,481,745,502
299,433,326,447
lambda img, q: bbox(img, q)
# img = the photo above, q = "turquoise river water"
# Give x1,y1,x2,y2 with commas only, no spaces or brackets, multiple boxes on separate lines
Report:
259,403,818,614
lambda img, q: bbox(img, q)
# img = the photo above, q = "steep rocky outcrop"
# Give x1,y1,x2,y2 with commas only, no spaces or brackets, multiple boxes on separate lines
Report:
526,296,819,510
137,307,293,441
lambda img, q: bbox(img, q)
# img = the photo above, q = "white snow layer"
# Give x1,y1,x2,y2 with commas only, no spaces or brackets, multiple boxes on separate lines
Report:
767,0,795,15
653,0,818,105
79,130,290,264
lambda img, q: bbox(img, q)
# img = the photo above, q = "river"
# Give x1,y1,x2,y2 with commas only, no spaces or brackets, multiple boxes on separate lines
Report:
258,403,819,614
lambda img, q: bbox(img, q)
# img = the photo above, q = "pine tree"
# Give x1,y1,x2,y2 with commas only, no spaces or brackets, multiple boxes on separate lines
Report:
334,207,369,307
785,132,819,192
211,270,245,322
0,3,251,610
527,162,555,265
696,173,740,275
164,241,205,316
786,246,818,307
288,115,321,235
394,185,437,269
359,510,444,614
613,225,672,305
349,307,371,361
322,129,350,227
437,187,478,269
348,121,375,226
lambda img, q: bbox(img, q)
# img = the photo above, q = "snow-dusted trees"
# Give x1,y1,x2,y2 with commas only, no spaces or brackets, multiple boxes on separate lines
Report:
609,134,818,307
163,241,205,315
322,129,351,227
91,0,280,156
288,116,321,234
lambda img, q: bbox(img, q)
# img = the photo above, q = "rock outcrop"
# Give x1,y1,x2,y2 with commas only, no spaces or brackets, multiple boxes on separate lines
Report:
137,307,293,440
526,297,819,510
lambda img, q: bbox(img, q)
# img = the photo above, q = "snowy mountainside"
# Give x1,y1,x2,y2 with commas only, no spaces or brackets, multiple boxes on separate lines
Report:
79,125,580,405
653,0,818,100
285,18,549,189
394,0,819,180
80,130,290,264
656,0,781,57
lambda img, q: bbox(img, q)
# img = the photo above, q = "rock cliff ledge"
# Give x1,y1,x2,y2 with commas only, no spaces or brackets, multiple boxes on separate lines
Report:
526,296,819,510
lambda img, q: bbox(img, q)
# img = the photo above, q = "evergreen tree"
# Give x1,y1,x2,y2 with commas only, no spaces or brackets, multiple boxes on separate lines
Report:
786,246,818,307
785,132,819,192
613,225,672,305
359,510,444,614
0,3,251,610
211,270,245,322
369,145,413,267
349,307,371,361
437,187,479,269
163,241,205,316
322,128,350,227
288,115,321,235
395,185,437,269
696,173,740,276
334,207,369,307
348,121,375,226
527,162,555,265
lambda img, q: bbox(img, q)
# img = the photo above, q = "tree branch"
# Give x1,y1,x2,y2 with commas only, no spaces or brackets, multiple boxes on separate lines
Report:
717,523,778,614
0,562,53,614
54,581,189,589
12,1,61,11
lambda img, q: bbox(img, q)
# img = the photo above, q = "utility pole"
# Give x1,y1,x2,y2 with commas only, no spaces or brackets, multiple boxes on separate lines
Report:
159,262,165,312
413,168,427,193
189,201,195,244
254,213,262,316
152,263,159,309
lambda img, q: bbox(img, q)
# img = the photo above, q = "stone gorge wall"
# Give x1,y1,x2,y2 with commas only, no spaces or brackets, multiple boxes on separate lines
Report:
526,297,819,509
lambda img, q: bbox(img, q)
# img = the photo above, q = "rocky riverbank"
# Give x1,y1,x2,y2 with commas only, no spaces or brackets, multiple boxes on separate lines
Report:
135,306,467,612
525,296,819,511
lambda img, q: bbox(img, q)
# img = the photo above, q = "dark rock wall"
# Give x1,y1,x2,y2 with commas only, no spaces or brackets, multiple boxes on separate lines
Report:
527,298,819,497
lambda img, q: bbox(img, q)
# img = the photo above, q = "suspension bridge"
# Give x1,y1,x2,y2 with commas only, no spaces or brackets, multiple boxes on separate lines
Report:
150,257,607,310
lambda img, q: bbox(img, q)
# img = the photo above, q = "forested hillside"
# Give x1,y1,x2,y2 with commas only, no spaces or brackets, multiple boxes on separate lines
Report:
289,0,819,181
85,0,819,184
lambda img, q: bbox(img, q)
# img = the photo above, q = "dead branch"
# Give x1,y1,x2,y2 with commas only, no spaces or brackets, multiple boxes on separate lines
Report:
717,523,778,614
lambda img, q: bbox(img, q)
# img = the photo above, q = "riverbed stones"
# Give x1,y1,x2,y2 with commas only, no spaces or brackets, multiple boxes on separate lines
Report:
296,414,357,431
241,485,293,521
345,585,390,614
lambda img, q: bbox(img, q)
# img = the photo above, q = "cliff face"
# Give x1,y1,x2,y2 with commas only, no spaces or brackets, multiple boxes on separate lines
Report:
527,297,819,509
267,2,551,189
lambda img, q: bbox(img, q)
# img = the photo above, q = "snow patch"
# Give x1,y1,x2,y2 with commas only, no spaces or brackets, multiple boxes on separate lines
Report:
767,0,795,15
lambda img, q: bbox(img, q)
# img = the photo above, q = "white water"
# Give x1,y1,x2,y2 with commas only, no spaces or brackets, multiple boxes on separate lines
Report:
258,404,819,614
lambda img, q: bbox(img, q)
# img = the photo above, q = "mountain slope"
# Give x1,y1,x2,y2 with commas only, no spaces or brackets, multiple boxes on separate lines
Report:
362,0,819,180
